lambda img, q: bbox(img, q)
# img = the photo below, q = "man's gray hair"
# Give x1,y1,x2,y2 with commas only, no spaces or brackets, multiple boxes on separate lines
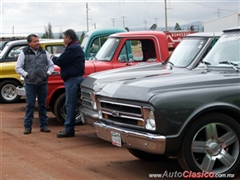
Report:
27,34,39,42
63,29,78,40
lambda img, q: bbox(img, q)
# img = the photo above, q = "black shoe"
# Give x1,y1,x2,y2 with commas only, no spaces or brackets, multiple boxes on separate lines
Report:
24,129,31,134
57,130,75,138
40,127,51,133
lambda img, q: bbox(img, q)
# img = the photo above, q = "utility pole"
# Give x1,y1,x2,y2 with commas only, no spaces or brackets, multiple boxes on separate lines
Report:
155,18,159,26
121,16,126,28
86,3,90,31
215,9,220,18
164,0,168,31
111,18,116,27
143,20,147,30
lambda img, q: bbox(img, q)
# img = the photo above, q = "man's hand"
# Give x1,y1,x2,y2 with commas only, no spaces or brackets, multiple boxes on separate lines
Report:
50,54,55,59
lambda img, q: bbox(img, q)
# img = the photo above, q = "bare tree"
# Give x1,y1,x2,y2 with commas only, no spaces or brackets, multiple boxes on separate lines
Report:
42,22,54,39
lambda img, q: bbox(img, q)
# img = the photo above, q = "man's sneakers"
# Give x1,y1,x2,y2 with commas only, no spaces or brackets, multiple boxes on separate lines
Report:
57,130,75,138
40,127,51,133
24,129,31,134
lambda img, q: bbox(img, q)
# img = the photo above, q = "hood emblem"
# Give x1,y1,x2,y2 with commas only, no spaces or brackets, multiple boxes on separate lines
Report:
111,111,120,117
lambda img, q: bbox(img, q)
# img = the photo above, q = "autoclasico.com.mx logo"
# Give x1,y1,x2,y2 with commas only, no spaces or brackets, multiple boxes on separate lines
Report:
149,170,235,179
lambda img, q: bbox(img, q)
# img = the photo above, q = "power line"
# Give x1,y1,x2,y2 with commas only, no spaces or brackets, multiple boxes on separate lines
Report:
185,1,237,13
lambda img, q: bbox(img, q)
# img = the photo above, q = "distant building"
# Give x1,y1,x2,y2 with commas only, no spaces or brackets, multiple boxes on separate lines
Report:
203,12,240,32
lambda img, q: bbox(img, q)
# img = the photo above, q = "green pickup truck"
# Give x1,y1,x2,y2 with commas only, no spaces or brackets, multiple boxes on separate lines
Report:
81,27,127,60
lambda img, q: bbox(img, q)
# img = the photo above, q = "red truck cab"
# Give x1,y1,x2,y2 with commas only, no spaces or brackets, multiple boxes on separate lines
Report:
47,31,170,124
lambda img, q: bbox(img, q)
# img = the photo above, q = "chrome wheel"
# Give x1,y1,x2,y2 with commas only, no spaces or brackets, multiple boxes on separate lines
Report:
177,113,240,174
1,84,17,100
192,123,238,173
0,80,21,103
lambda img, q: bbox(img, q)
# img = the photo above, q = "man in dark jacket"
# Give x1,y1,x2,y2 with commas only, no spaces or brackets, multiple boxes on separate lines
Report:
51,29,85,138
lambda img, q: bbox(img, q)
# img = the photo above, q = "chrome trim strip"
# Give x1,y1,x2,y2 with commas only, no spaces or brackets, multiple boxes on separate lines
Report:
99,99,142,109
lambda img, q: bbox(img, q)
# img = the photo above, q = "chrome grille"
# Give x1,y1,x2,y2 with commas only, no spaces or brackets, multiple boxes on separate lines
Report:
98,98,146,128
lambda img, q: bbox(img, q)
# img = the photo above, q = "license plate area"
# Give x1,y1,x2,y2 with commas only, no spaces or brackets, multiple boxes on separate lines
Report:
111,131,122,147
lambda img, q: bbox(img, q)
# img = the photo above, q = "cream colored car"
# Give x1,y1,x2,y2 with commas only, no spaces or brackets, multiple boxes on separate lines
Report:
0,39,64,103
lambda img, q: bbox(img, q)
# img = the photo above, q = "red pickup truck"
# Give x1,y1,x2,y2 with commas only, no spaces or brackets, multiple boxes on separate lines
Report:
47,31,170,124
164,30,195,50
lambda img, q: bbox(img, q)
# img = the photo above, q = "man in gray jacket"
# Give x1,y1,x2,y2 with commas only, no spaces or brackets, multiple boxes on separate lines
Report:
15,34,54,134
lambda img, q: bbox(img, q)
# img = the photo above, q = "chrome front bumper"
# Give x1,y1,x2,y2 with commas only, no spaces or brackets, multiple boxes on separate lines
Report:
16,86,26,96
81,107,99,126
93,122,166,154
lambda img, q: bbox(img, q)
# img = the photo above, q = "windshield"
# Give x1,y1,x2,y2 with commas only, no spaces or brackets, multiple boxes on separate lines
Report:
169,38,207,67
0,41,8,51
0,43,10,58
203,33,240,67
81,35,89,51
95,37,121,61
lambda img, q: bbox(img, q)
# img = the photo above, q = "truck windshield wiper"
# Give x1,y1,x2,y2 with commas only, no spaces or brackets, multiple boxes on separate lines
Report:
202,61,211,65
167,61,174,70
219,61,239,72
202,61,211,72
168,61,174,66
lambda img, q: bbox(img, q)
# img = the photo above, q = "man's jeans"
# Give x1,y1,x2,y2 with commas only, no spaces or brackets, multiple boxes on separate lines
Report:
64,76,84,133
24,83,48,130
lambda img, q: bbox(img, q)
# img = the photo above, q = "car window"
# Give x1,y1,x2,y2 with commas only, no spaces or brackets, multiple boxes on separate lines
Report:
0,41,8,51
81,35,89,50
99,36,108,47
90,38,101,53
117,39,156,62
7,45,26,58
45,45,65,54
95,37,121,61
90,36,108,53
169,39,207,67
118,40,142,62
203,34,240,66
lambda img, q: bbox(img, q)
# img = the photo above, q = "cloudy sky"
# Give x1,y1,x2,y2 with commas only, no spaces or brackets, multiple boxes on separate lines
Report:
0,0,239,34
